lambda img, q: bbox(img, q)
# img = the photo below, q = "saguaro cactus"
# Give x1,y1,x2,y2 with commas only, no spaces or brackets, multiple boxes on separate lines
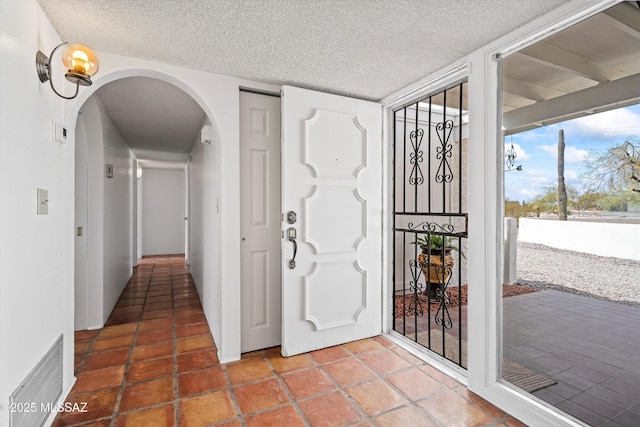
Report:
557,129,568,220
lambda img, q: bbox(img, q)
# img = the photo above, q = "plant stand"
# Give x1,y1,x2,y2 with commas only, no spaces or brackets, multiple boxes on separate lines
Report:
418,249,454,299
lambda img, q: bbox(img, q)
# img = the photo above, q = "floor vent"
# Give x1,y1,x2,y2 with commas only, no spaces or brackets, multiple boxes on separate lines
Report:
10,334,63,427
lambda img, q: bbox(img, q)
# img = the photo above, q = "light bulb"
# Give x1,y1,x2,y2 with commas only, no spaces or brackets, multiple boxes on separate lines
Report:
62,44,99,86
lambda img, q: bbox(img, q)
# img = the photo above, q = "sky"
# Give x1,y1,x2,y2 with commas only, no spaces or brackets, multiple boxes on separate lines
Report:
504,103,640,202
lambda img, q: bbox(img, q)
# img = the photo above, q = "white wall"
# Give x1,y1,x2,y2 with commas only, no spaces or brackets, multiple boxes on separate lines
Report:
0,1,75,422
141,168,185,256
189,121,223,344
132,159,140,267
100,97,134,322
519,218,640,260
76,96,134,327
77,97,105,329
184,162,190,265
75,111,90,329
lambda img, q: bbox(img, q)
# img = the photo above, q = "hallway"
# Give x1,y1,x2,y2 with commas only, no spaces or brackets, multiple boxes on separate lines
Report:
55,255,523,426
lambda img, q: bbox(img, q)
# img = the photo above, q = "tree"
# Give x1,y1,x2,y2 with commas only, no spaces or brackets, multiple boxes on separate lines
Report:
583,136,640,194
557,129,568,220
597,194,628,211
505,199,527,220
575,190,602,212
531,184,578,215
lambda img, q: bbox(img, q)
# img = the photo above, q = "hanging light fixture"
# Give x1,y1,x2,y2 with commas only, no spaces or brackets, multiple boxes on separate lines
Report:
36,42,99,100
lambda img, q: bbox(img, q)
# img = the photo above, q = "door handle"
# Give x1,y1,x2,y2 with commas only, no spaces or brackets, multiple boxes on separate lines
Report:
287,227,297,269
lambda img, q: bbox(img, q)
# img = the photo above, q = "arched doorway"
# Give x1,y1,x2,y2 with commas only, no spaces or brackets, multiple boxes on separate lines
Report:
70,71,221,333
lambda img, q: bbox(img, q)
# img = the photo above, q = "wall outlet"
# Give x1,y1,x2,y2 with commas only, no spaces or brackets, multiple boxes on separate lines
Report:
37,188,48,215
105,163,114,179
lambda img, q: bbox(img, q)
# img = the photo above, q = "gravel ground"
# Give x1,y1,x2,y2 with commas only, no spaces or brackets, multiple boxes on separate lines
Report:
516,241,640,307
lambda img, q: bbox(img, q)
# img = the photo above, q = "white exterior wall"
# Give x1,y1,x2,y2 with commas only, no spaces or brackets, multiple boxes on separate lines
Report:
141,168,185,256
0,1,76,422
519,218,640,261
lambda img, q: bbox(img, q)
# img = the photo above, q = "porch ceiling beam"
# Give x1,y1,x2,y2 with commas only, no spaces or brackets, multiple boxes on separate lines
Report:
503,72,640,134
602,2,640,41
518,42,624,83
503,76,566,102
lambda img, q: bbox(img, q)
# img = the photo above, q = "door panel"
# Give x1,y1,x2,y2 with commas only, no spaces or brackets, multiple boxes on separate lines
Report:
281,86,382,356
240,92,282,352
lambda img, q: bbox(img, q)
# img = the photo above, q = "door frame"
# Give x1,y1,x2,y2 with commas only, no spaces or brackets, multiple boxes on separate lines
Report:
380,1,615,426
381,62,471,385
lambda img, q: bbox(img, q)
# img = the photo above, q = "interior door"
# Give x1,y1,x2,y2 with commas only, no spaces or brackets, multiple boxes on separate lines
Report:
281,86,382,356
240,91,282,352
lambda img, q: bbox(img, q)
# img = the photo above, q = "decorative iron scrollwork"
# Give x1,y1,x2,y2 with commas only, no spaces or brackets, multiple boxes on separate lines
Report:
392,80,468,368
409,128,424,185
417,250,454,329
433,261,453,329
407,259,426,316
435,120,454,183
408,221,455,234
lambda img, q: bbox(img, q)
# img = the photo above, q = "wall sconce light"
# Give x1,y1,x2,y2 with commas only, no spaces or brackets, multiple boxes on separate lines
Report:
36,42,99,100
137,165,143,179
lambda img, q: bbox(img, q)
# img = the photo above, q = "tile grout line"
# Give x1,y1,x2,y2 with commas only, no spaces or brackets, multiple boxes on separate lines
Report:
263,356,312,427
109,258,154,426
171,256,181,427
220,362,246,426
65,259,529,427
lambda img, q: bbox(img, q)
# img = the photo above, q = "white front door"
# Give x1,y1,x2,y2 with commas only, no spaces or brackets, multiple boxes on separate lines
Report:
281,86,382,357
240,91,282,352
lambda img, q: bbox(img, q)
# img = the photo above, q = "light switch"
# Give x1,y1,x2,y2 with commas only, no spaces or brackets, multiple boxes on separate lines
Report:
37,188,48,215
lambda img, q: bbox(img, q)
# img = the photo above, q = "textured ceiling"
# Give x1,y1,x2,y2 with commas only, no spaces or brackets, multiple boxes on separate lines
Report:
37,0,570,163
37,0,567,101
95,77,205,164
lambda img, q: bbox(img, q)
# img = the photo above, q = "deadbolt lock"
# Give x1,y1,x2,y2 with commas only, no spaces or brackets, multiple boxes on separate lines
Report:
287,211,297,224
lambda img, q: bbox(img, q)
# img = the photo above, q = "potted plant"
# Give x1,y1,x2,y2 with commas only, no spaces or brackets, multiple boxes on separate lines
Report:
411,234,465,298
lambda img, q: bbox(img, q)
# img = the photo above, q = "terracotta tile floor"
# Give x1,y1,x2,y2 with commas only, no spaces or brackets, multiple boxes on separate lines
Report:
54,255,525,426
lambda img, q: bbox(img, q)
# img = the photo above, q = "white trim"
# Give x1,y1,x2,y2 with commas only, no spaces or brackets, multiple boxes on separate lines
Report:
469,1,616,426
381,61,469,110
381,106,392,334
385,332,467,385
381,60,471,381
496,0,620,58
381,1,618,426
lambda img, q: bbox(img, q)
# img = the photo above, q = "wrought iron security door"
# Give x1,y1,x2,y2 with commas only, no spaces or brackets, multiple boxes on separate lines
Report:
393,81,468,368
